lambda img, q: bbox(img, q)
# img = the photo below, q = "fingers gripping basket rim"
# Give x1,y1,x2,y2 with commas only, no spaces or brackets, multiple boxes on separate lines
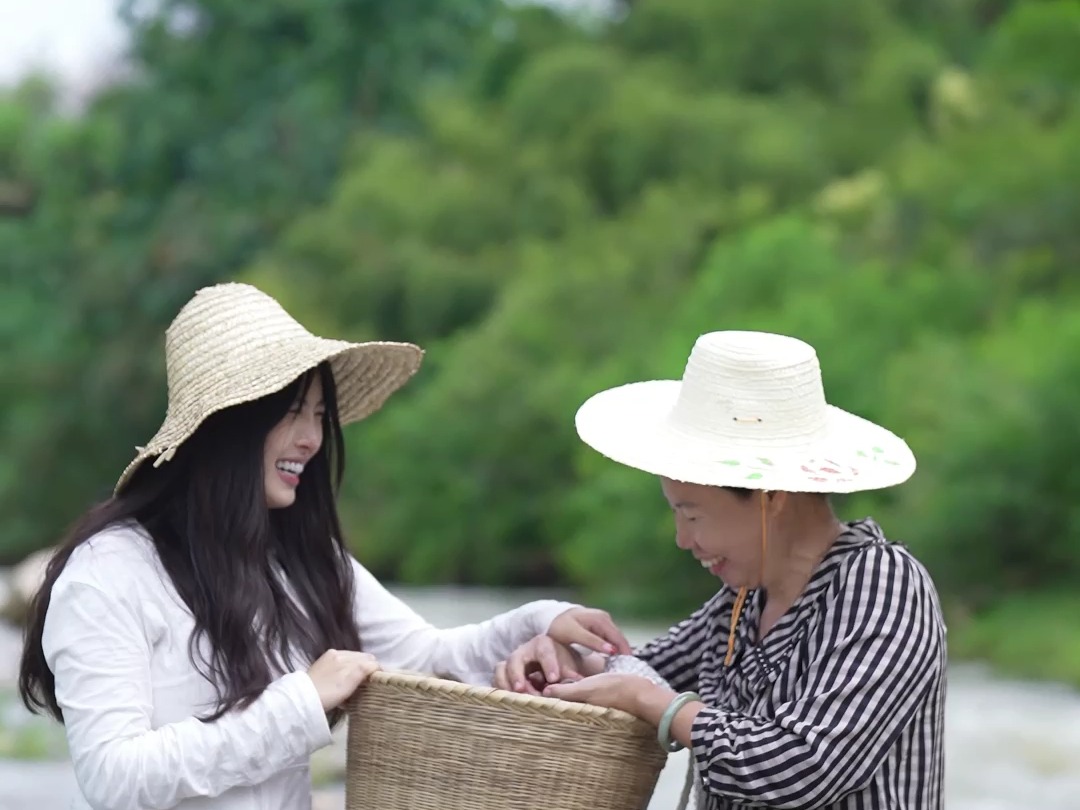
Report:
352,669,655,726
345,670,669,810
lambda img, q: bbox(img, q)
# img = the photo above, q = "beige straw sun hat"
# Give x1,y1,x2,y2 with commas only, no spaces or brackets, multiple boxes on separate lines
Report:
114,282,423,493
575,330,916,494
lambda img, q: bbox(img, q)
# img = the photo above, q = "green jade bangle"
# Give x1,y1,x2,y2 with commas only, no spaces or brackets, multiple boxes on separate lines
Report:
657,691,701,752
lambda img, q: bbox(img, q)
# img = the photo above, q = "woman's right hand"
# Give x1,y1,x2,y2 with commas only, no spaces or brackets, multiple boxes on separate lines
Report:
307,649,381,711
493,634,605,696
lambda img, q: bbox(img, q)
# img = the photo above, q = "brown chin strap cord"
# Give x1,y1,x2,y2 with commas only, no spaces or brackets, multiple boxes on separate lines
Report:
724,490,768,667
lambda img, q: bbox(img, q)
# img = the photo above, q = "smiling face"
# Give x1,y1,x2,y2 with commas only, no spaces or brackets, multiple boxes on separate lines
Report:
661,477,767,589
263,373,325,509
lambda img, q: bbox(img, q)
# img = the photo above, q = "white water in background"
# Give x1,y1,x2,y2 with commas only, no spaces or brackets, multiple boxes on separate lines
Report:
3,585,1080,809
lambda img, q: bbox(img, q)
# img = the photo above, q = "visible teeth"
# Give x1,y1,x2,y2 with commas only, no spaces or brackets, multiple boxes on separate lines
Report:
700,557,722,568
276,461,304,475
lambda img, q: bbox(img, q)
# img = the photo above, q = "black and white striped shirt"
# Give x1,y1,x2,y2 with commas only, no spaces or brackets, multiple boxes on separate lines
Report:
636,518,946,810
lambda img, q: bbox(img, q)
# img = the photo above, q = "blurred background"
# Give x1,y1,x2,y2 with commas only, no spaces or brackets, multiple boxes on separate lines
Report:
2,0,1080,807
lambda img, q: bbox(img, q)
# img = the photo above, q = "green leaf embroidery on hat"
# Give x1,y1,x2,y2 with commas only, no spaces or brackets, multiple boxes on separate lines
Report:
858,446,898,465
757,458,774,465
746,472,764,480
720,459,741,466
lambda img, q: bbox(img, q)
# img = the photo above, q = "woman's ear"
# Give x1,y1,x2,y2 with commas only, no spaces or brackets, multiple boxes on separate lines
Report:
764,490,788,517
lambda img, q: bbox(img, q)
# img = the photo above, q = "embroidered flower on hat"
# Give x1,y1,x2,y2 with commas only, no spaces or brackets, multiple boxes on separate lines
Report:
800,459,859,485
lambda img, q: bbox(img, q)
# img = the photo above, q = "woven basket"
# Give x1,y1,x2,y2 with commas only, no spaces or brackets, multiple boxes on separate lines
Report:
345,670,669,810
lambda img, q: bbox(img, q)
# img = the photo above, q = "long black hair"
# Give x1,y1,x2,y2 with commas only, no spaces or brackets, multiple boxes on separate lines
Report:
18,361,362,726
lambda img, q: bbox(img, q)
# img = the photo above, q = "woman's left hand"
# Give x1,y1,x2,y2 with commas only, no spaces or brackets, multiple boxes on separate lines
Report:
542,673,671,718
548,607,633,656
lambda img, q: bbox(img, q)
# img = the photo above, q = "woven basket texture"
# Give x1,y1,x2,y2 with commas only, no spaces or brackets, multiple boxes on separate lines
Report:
345,670,668,810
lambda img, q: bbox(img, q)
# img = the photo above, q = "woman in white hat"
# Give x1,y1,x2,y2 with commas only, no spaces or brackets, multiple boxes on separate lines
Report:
496,331,946,810
17,283,630,810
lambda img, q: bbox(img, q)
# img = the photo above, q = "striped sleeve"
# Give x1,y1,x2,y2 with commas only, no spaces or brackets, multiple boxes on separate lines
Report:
633,593,723,694
689,548,944,810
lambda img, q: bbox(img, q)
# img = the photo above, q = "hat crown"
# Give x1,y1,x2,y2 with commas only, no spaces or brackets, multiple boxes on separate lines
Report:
162,283,312,412
669,331,830,450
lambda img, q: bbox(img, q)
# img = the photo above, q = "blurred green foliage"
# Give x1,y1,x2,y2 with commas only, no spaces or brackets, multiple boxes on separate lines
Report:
4,0,1080,637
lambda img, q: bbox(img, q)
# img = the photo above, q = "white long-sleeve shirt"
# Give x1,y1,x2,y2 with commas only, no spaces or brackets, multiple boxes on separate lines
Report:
41,522,576,810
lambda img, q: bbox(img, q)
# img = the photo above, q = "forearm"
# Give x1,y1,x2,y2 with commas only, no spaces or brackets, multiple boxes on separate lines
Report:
350,558,579,683
64,672,331,810
630,682,704,746
629,686,858,808
630,688,845,808
422,599,578,683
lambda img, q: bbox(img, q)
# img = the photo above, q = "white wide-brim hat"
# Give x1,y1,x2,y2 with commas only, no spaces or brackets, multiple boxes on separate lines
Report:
575,331,915,494
114,282,423,494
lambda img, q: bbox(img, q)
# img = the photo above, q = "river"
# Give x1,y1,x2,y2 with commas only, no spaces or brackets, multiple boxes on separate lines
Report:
2,585,1079,809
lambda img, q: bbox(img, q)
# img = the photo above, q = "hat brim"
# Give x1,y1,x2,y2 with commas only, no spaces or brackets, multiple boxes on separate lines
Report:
575,381,916,494
114,338,422,494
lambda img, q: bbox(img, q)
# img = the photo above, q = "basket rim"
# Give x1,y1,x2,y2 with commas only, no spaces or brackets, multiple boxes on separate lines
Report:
346,669,657,731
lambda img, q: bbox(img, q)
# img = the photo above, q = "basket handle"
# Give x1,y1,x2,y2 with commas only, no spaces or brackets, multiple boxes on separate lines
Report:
676,755,695,810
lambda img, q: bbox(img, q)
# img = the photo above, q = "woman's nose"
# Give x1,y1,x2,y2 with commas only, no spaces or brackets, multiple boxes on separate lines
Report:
295,415,322,450
674,528,692,550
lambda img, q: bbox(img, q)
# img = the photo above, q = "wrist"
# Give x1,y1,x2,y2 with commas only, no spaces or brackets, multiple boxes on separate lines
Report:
630,682,679,725
656,691,705,753
539,602,580,636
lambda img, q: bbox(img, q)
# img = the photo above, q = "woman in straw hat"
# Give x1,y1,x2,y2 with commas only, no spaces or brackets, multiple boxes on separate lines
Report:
17,282,630,810
496,331,946,810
